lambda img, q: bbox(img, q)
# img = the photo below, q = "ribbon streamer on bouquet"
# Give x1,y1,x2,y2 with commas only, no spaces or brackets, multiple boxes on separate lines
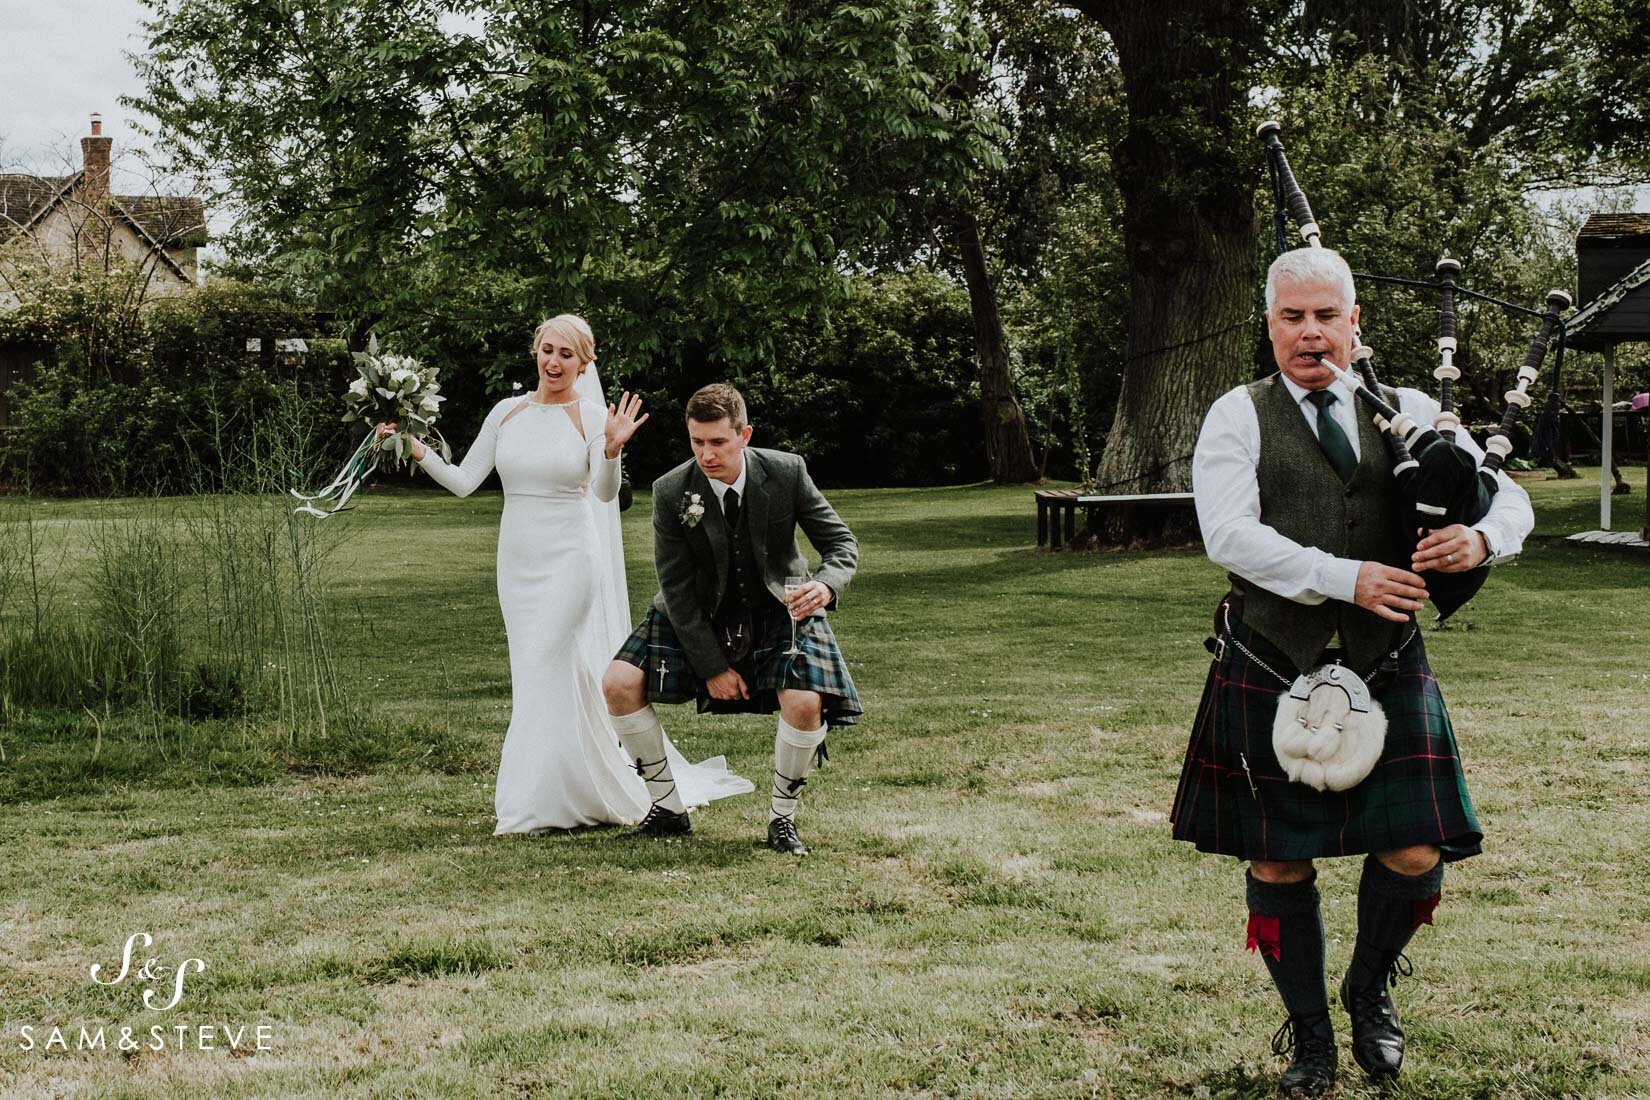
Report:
290,432,380,519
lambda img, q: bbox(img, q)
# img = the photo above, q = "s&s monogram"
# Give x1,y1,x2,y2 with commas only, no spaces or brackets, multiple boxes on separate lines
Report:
91,931,206,1012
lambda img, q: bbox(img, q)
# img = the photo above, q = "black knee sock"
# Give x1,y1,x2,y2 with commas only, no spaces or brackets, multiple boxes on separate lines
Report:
1347,854,1444,990
1246,871,1331,1035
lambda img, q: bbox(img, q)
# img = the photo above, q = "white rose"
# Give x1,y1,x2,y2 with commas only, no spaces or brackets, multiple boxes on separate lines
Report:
419,393,444,413
390,368,416,388
347,378,369,398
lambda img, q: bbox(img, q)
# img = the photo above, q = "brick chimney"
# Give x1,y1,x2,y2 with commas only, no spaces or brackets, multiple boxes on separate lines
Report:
80,113,112,207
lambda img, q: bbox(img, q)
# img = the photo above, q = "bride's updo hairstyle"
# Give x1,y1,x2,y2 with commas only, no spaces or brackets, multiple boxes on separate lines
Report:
531,314,597,371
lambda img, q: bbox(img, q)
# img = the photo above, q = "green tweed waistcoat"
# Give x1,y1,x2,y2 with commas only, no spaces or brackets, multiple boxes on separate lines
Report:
1232,374,1408,674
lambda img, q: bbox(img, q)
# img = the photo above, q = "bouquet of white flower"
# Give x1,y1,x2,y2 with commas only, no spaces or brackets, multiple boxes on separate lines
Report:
291,346,452,518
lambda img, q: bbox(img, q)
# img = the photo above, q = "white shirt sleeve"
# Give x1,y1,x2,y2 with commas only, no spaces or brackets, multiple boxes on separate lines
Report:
585,400,620,502
416,398,511,498
1392,389,1534,560
1193,386,1364,605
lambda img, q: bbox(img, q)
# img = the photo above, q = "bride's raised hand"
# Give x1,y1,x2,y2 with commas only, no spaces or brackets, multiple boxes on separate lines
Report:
604,392,649,458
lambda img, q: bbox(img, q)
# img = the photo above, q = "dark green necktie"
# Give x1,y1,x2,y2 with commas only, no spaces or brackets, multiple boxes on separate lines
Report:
1306,389,1357,484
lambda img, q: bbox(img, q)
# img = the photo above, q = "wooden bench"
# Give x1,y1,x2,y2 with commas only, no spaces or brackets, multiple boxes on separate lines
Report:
1036,490,1196,549
1035,489,1082,549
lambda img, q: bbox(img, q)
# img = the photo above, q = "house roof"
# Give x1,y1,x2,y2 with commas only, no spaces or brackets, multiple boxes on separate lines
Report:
0,173,76,231
112,194,207,247
0,170,206,279
1577,212,1650,243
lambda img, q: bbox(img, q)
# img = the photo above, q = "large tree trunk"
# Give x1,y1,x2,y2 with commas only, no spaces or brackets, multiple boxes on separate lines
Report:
1074,0,1264,542
956,208,1040,483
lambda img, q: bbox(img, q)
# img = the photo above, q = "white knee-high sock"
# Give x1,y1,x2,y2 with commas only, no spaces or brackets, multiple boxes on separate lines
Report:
771,716,827,823
611,706,685,814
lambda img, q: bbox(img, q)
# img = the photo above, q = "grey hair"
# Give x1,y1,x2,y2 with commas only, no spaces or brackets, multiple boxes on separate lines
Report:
1265,248,1356,313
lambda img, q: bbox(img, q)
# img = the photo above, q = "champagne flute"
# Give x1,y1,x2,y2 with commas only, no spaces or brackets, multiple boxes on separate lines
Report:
783,575,807,657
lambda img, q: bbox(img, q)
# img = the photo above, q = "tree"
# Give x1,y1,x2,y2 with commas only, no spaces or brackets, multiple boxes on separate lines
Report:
949,2,1119,482
129,0,998,404
1068,0,1269,533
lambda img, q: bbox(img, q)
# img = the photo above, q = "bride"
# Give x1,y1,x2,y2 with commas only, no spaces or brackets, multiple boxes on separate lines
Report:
386,314,752,833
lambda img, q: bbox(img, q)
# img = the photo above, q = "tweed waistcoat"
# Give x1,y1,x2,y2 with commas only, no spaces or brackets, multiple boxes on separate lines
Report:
712,495,771,642
1233,374,1408,674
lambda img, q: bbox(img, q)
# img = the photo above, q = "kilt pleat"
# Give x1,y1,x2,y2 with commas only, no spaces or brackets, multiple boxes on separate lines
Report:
616,606,862,729
1170,618,1481,863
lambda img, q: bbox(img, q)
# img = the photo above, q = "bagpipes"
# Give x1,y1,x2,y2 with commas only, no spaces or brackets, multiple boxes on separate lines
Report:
1256,120,1569,621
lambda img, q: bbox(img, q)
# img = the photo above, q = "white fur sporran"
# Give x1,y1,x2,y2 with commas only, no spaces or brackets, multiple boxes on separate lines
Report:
1271,663,1386,791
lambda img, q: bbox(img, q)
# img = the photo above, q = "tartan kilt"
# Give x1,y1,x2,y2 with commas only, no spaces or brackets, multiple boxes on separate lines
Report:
1170,613,1482,863
615,604,862,730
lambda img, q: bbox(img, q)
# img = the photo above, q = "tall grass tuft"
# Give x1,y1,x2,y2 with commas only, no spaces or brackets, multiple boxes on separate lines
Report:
0,384,367,743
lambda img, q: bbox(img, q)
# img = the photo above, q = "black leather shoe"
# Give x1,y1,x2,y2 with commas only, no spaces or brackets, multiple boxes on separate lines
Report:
1272,1014,1336,1098
766,817,808,855
636,804,691,838
1340,969,1405,1078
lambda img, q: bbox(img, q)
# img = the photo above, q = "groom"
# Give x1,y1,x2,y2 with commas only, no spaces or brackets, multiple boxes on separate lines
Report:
602,383,862,855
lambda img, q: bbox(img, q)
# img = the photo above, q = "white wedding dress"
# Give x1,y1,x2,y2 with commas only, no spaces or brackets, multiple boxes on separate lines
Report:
417,390,752,833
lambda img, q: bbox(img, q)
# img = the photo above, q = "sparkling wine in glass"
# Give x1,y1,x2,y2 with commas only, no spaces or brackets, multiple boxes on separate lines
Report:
783,575,807,656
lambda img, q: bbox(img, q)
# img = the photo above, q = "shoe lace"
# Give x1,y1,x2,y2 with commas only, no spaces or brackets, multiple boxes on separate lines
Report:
1271,1013,1333,1059
772,768,808,800
1349,950,1414,1005
632,755,678,808
638,804,679,827
770,816,801,844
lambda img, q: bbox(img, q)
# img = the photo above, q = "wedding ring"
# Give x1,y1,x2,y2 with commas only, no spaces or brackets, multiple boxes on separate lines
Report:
1447,552,1455,564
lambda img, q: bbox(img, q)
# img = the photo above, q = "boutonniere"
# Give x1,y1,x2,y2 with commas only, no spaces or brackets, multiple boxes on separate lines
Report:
679,491,705,528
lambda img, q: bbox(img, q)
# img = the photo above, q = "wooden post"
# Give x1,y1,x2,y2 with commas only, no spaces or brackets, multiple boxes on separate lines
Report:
1602,346,1615,531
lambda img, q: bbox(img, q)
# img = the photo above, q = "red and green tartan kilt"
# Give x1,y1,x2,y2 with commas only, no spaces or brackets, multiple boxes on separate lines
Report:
1170,615,1482,863
615,605,862,730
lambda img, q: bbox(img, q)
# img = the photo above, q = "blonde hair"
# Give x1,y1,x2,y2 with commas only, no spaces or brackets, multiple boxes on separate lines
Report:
531,314,597,366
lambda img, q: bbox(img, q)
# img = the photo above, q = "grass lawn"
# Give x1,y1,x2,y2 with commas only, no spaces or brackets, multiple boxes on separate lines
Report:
1,469,1646,1098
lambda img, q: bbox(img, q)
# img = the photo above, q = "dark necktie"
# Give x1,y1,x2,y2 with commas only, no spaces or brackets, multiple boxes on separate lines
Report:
723,487,740,530
1306,389,1357,485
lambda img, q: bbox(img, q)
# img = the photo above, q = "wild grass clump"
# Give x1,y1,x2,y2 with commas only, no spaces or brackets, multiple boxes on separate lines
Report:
0,399,364,746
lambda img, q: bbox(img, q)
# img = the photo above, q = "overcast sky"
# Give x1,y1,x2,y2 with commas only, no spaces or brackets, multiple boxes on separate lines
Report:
1,0,154,175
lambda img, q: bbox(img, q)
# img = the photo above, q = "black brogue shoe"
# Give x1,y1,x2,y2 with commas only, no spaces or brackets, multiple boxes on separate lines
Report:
766,816,808,856
636,804,692,838
1272,1014,1337,1098
1340,971,1405,1078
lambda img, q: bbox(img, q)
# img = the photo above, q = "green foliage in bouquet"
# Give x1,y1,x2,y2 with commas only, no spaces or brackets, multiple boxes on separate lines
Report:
344,350,450,469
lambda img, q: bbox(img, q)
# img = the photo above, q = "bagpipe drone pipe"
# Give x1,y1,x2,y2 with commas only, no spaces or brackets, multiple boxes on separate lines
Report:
1256,120,1571,620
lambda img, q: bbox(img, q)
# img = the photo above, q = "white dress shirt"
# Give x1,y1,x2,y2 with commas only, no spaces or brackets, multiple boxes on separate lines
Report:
1193,377,1534,606
702,459,748,509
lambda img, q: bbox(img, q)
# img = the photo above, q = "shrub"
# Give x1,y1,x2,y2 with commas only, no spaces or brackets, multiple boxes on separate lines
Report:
0,281,356,496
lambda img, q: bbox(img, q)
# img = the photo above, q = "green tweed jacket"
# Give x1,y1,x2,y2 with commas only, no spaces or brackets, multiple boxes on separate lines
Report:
649,447,858,678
